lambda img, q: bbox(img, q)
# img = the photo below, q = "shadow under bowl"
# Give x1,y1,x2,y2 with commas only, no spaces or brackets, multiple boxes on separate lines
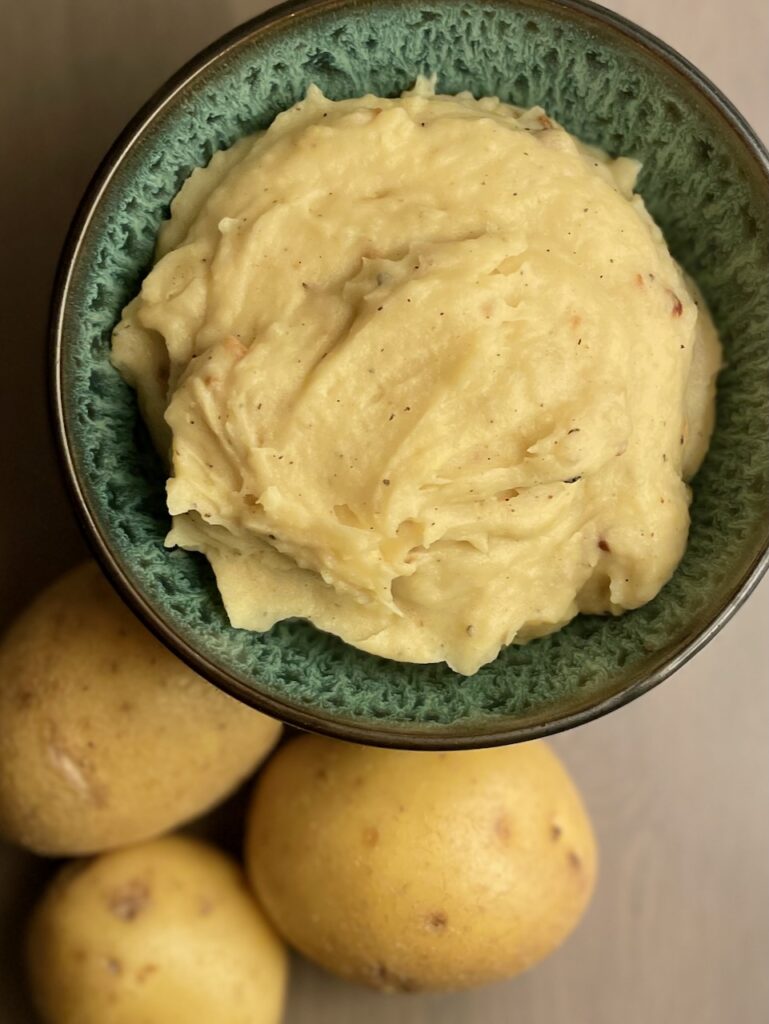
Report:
52,0,769,748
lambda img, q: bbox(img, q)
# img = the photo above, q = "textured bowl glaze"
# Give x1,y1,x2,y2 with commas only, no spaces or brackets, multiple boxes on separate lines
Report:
52,0,769,747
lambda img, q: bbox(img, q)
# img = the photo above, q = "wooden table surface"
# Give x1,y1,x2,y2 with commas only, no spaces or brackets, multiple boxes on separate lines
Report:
1,1,767,1021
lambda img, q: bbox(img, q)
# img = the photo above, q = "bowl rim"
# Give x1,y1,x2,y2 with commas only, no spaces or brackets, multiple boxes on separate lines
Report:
50,0,769,749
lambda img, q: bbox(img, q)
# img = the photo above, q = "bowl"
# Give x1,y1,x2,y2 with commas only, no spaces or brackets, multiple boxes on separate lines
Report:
51,0,769,748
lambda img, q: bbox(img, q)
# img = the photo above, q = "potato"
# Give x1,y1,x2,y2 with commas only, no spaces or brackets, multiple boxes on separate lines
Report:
0,562,281,855
26,835,287,1024
245,736,596,992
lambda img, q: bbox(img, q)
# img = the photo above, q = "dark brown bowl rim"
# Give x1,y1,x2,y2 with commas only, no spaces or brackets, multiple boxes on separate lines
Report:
51,0,769,749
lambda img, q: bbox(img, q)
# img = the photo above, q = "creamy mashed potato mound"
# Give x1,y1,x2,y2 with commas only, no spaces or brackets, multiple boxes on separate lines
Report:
113,79,721,676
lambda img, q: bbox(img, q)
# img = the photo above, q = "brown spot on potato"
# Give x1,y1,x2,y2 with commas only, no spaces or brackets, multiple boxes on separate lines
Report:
315,767,328,781
551,823,563,841
426,910,448,932
198,896,214,915
375,963,421,992
597,538,611,552
362,826,379,847
105,957,122,976
495,816,512,842
107,879,150,921
634,273,645,288
136,964,158,983
568,850,582,871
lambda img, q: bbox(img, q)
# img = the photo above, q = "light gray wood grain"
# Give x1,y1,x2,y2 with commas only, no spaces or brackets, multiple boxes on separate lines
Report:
0,2,766,1022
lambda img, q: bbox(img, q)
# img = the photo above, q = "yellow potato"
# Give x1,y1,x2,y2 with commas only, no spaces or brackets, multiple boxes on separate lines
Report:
245,736,596,991
26,835,287,1024
0,562,281,855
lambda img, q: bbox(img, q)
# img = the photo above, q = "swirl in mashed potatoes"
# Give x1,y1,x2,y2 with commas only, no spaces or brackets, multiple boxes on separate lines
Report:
112,79,721,675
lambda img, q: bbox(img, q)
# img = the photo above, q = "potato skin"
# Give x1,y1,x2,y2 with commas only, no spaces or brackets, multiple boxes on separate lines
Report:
0,562,282,855
245,736,596,992
26,836,287,1024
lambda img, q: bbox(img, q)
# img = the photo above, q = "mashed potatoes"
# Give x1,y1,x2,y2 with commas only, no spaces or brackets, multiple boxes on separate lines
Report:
112,79,720,676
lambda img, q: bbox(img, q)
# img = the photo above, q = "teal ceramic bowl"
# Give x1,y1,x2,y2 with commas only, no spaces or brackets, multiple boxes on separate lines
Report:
52,0,769,748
